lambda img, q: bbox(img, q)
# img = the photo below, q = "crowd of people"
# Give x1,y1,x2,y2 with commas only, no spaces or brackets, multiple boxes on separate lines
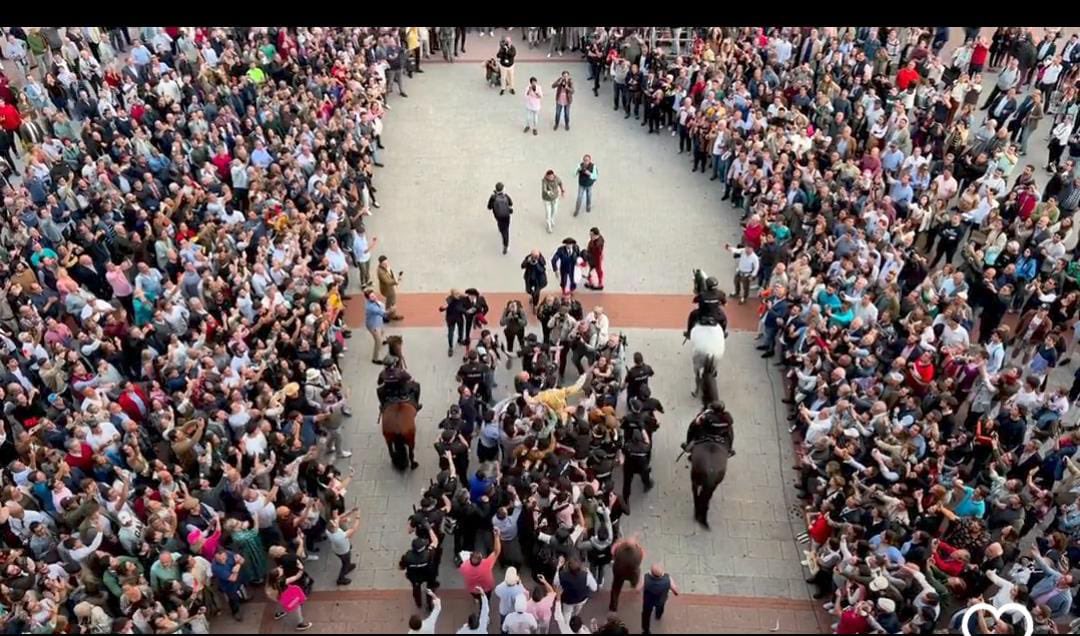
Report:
6,22,1080,636
0,25,431,632
576,25,1080,635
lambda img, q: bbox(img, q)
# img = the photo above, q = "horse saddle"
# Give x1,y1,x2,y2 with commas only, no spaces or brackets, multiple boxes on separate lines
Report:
696,314,719,327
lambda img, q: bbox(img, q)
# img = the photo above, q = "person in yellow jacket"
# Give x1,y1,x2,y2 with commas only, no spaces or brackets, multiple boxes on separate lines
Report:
406,27,424,76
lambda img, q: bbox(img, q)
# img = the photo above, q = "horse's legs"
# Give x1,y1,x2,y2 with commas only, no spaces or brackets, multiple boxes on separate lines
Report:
404,429,419,470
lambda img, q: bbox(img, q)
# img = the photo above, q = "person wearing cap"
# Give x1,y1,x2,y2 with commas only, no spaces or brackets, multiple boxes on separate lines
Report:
494,565,527,627
502,593,539,634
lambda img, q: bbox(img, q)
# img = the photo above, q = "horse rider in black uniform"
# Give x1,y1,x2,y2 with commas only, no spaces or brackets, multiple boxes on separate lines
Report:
682,401,735,457
621,428,654,501
377,355,422,411
684,276,729,339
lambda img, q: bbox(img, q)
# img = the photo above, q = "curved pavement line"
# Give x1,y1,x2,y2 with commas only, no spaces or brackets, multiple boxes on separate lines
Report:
343,291,763,332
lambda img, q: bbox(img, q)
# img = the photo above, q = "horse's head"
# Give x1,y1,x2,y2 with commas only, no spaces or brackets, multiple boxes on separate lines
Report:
693,269,707,295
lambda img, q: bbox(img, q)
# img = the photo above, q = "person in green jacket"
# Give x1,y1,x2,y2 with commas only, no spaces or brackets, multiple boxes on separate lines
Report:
26,29,49,79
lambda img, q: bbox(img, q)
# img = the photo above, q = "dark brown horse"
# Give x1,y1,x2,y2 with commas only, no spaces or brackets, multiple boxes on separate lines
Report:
384,334,406,368
381,402,418,470
691,439,729,529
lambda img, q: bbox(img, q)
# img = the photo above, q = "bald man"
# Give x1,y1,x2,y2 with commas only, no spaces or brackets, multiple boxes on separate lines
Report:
641,563,679,634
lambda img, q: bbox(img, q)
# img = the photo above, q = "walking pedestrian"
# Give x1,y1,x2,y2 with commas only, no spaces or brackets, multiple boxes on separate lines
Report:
327,508,361,585
522,250,549,310
377,255,405,320
573,155,598,216
608,535,643,612
640,564,679,634
407,589,442,634
498,37,517,96
584,227,604,290
487,182,514,254
364,289,388,364
440,289,468,357
455,26,467,56
620,429,653,501
552,238,582,294
541,170,565,232
438,27,455,62
552,70,574,131
525,77,542,135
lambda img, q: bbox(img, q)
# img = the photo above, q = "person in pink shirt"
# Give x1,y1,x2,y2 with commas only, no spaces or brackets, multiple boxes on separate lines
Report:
526,574,557,633
106,260,135,314
459,528,502,597
524,78,542,136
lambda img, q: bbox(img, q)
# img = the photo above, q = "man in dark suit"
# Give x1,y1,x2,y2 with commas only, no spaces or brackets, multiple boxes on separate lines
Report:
1008,93,1037,142
70,254,112,301
986,88,1018,126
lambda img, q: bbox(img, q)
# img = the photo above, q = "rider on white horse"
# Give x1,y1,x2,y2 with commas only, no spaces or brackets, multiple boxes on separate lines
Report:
684,275,729,339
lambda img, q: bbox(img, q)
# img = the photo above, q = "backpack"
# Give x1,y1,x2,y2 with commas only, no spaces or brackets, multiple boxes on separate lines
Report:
490,192,512,219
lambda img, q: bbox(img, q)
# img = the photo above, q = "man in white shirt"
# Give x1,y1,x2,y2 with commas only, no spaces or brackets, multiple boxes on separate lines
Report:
725,243,760,304
503,595,539,634
407,590,441,634
457,590,490,634
585,306,609,343
801,406,836,447
932,168,959,206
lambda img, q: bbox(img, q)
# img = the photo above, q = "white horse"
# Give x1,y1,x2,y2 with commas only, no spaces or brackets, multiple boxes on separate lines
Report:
688,269,727,401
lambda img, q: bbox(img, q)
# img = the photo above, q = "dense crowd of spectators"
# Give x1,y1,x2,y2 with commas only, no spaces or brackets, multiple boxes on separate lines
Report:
0,25,423,632
580,25,1080,634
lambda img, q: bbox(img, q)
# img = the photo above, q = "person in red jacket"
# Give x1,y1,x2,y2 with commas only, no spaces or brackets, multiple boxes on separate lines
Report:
118,381,151,423
834,601,872,634
64,439,95,474
896,61,921,90
0,97,20,133
970,37,990,74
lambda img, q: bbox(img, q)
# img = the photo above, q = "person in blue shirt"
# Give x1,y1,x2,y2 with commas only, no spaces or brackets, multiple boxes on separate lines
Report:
881,143,905,174
951,483,987,518
211,547,248,620
469,466,497,503
815,283,842,313
364,289,388,364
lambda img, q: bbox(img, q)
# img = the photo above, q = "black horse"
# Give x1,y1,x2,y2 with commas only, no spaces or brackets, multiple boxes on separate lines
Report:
689,357,727,528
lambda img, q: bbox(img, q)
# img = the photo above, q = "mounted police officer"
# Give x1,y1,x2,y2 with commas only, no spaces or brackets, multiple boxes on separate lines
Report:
682,401,735,457
684,275,729,339
377,355,422,411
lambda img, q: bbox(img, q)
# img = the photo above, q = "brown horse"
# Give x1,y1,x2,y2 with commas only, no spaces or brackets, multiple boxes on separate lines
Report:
384,335,406,368
381,402,418,470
